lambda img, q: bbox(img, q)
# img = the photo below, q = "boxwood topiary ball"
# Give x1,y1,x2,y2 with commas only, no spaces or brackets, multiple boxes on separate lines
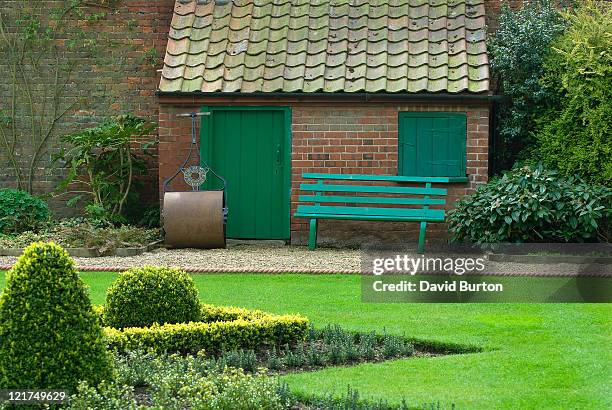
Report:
0,242,113,392
104,266,201,329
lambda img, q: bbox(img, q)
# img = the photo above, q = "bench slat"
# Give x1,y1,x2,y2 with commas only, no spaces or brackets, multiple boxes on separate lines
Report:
298,195,446,206
296,205,445,221
294,213,444,222
300,183,447,196
302,173,462,183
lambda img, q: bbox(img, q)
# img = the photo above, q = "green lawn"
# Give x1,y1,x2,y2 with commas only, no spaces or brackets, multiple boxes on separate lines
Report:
1,271,610,409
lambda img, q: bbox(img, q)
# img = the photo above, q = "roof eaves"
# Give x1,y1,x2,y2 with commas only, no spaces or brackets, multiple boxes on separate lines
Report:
156,90,501,101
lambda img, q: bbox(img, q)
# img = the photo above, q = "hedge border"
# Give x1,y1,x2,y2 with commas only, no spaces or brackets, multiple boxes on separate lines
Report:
98,303,309,354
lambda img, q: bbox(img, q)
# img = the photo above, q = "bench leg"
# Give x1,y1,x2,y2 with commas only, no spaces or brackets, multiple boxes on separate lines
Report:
308,219,318,250
417,221,427,253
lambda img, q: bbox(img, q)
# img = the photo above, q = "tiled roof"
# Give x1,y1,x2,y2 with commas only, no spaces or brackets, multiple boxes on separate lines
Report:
159,0,490,94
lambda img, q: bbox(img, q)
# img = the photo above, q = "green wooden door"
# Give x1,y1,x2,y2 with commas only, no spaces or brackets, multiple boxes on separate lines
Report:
398,112,467,177
201,107,290,239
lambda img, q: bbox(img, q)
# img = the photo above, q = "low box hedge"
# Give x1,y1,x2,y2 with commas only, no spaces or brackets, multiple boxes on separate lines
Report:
199,303,268,322
98,304,308,354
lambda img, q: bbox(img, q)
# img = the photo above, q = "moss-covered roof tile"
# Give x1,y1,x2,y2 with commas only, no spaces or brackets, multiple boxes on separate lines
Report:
159,0,489,94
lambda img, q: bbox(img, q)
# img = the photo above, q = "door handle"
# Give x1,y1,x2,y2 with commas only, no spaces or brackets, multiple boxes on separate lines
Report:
275,144,281,164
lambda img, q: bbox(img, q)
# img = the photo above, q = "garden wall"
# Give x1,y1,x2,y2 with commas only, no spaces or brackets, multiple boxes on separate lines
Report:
157,98,490,246
0,0,174,215
486,0,527,31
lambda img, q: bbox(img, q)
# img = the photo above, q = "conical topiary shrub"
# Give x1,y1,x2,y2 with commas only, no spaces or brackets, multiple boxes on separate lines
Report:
0,242,113,392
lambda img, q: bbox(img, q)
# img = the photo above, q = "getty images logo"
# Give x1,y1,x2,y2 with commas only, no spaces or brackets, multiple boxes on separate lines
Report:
372,254,486,276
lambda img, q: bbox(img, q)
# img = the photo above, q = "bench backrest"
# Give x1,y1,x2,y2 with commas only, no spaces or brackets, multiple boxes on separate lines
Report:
298,173,449,208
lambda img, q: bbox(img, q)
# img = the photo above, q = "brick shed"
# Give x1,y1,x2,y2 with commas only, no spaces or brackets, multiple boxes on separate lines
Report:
157,0,493,247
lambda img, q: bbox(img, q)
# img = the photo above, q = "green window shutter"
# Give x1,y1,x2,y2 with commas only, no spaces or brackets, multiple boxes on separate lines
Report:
398,112,467,177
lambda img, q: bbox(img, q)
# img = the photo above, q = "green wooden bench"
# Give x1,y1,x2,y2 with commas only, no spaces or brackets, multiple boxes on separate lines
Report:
294,173,455,252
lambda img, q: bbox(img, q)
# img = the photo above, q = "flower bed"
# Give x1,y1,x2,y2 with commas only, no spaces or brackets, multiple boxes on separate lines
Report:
70,354,290,409
0,219,160,256
211,324,421,373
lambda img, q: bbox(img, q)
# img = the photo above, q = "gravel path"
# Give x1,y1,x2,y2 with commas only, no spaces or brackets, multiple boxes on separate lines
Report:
0,245,361,273
0,244,609,276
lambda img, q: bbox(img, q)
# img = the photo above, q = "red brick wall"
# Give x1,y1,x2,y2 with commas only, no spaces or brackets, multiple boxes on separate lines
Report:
0,0,174,215
158,108,201,194
486,0,526,31
158,99,490,247
291,104,488,246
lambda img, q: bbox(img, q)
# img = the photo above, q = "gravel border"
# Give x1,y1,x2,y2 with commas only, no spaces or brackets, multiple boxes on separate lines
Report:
0,244,610,277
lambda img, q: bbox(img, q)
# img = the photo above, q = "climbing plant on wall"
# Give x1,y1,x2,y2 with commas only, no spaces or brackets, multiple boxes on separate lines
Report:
0,0,122,193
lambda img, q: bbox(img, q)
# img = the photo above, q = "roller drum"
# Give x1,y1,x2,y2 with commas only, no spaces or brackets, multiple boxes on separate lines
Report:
163,190,226,249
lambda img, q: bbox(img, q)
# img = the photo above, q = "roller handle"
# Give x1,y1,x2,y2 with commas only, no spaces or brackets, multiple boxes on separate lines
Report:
163,111,228,197
163,111,211,192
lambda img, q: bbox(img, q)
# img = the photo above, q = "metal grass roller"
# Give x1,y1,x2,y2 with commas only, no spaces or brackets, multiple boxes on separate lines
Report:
162,112,228,249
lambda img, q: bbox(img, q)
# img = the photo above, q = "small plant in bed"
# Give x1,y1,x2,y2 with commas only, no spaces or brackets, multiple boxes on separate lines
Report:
72,350,426,409
293,385,415,410
87,349,431,409
214,324,416,373
0,218,160,254
106,323,418,379
0,188,50,235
